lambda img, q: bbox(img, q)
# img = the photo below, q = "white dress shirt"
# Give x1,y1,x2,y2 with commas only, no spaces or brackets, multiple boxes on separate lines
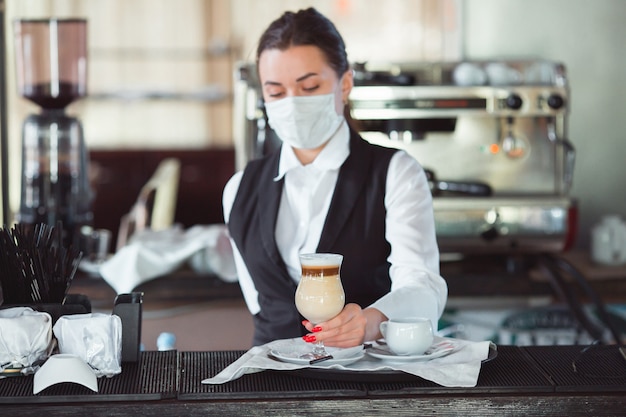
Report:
222,121,448,331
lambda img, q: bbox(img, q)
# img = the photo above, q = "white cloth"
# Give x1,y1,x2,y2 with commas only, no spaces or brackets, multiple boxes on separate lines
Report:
202,336,493,388
0,307,53,372
53,313,122,378
99,224,237,294
222,122,448,330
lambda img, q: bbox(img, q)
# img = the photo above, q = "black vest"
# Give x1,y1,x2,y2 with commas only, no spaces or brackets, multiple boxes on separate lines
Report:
229,131,397,345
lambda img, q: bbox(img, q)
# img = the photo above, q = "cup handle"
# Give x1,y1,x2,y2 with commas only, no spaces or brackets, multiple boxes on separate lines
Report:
379,321,388,338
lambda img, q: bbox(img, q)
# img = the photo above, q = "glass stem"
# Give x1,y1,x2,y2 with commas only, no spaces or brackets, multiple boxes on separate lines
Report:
312,341,327,356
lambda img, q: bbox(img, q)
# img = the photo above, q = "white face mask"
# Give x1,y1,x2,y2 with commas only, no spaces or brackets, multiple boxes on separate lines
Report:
264,93,344,150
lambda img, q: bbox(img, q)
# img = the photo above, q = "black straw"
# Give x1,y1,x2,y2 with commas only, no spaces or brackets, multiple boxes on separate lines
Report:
0,222,82,305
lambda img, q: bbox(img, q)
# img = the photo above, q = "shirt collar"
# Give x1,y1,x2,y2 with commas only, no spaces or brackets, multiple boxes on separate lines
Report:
274,121,350,181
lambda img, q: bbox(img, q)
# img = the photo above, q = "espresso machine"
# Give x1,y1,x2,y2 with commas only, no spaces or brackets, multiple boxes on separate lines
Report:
13,18,93,248
233,60,576,254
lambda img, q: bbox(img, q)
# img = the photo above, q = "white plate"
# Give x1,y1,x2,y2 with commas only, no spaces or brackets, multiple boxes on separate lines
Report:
268,339,365,366
269,350,365,366
366,338,457,362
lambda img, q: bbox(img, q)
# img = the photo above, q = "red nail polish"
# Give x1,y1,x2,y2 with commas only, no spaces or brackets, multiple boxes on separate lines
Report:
312,326,322,333
302,334,314,343
308,335,317,343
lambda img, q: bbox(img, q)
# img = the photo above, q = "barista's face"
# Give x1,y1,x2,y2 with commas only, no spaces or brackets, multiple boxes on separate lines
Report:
258,45,353,115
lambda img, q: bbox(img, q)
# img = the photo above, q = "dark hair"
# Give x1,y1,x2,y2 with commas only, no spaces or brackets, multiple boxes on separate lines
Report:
256,7,349,79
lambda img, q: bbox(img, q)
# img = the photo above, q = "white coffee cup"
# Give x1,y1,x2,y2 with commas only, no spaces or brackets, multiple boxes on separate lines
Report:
379,318,434,356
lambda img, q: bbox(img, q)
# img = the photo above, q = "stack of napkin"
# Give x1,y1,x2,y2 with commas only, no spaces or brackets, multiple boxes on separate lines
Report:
0,307,53,374
203,336,494,387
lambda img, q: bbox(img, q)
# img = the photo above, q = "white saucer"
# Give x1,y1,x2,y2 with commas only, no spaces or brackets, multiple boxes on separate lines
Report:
33,354,98,394
269,350,365,366
268,338,365,366
366,338,456,362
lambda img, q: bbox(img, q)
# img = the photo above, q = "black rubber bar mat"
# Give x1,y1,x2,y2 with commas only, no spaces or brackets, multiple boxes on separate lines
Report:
180,346,555,399
0,351,178,404
178,350,366,400
523,345,626,393
364,345,553,396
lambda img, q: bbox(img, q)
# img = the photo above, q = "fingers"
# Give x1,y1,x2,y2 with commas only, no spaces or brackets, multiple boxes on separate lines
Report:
302,303,367,347
301,320,314,332
322,327,365,348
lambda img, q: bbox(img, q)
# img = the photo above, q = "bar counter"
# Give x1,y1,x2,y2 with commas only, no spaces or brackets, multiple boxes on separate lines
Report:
1,344,625,416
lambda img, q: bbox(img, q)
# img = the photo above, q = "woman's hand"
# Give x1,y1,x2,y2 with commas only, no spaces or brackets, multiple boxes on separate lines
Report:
302,304,387,348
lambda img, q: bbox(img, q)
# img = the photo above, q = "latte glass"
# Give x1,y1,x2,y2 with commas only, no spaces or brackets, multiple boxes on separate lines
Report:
295,253,345,359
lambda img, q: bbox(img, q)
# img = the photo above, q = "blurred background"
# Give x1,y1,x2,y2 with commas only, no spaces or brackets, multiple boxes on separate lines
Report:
1,0,625,250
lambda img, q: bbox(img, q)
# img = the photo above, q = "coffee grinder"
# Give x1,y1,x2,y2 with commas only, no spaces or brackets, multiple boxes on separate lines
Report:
13,18,93,248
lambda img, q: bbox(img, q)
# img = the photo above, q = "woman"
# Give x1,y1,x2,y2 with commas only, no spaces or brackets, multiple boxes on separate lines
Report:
223,7,447,347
